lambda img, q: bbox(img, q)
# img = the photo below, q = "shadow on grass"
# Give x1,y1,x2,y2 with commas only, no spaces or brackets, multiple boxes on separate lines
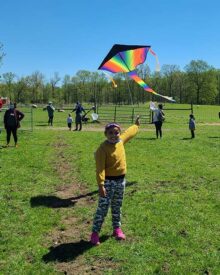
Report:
136,137,157,140
30,195,77,208
42,236,109,263
0,145,16,148
30,181,137,208
181,137,193,140
208,136,220,139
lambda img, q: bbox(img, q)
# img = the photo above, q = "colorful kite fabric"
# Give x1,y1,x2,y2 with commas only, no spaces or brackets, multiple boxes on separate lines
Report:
98,44,175,102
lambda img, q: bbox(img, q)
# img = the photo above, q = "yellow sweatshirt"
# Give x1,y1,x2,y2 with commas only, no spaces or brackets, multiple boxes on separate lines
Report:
95,125,139,186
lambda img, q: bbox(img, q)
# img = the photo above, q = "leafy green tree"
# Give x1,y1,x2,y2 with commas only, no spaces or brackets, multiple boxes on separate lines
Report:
13,77,29,103
161,64,180,98
2,72,16,100
184,60,216,104
26,71,45,103
215,69,220,105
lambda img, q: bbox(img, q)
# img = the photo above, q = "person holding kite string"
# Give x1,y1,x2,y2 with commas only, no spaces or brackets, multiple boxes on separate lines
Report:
150,102,165,139
90,116,140,245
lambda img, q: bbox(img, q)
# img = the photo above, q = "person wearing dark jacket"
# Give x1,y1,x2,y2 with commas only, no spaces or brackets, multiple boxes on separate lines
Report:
151,103,165,139
72,102,85,131
4,103,24,147
46,102,55,126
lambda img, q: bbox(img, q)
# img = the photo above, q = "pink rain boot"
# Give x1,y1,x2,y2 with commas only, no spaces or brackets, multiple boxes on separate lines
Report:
90,232,100,245
113,227,126,240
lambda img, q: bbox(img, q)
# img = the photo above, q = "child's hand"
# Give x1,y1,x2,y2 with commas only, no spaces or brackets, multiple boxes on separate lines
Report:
99,185,106,197
135,115,140,126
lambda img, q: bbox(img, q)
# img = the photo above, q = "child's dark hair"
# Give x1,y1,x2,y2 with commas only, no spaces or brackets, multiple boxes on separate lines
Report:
190,114,195,119
105,123,121,132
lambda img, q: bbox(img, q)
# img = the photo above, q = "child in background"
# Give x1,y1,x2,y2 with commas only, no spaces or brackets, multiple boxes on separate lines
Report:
189,114,196,138
90,116,140,245
67,113,73,131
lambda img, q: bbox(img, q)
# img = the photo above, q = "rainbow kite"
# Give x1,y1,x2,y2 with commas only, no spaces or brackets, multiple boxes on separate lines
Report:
98,44,175,102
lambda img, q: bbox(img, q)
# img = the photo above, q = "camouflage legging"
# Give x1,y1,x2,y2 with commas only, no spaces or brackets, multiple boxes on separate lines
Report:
92,178,126,233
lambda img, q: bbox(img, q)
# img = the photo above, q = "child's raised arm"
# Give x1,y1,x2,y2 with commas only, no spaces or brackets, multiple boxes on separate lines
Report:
120,116,140,144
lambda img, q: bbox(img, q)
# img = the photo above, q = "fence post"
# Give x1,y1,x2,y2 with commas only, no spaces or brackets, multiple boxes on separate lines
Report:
131,107,134,123
191,102,193,114
31,106,33,131
114,106,117,122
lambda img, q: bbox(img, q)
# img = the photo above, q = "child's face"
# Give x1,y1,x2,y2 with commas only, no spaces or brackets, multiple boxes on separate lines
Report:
105,127,120,143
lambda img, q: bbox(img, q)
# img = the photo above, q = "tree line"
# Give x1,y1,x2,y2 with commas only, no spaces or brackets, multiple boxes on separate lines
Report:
0,44,220,106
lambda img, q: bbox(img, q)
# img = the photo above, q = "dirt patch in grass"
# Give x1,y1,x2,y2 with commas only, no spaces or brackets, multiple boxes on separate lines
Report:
42,137,117,274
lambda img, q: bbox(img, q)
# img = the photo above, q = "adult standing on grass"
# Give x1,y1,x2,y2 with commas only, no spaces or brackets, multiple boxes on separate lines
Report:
4,102,24,147
47,101,55,126
90,116,140,245
72,101,85,131
150,102,165,139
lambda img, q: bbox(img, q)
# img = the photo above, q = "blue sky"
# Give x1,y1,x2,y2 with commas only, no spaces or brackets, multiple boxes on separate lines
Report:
0,0,220,81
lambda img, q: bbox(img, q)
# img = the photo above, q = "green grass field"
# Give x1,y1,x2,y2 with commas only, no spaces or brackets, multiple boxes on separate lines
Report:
0,104,219,274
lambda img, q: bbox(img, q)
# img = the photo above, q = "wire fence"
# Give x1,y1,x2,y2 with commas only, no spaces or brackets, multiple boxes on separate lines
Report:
1,103,219,131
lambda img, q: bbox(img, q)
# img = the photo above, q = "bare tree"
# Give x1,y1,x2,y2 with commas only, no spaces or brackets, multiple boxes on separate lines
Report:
50,72,61,98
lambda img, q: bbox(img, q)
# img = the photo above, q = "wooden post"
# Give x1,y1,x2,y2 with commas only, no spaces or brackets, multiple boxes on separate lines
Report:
31,106,33,132
131,107,134,123
114,106,117,122
191,102,193,114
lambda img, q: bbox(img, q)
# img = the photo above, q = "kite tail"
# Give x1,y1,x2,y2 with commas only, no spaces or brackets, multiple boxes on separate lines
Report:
103,71,117,88
149,48,160,72
128,71,155,93
128,70,175,102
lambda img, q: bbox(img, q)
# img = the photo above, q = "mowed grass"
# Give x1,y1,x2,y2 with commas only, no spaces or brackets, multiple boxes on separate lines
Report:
0,104,219,274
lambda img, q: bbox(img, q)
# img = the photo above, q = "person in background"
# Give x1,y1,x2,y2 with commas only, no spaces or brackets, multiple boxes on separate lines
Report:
67,113,73,131
189,114,196,139
47,102,55,126
4,102,24,147
90,116,140,246
151,102,165,139
72,101,85,131
0,97,3,111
